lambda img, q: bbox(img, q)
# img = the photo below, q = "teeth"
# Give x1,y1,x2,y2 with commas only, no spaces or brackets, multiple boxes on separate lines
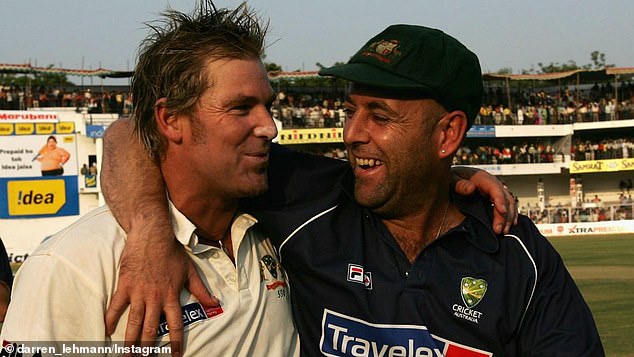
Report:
355,158,382,167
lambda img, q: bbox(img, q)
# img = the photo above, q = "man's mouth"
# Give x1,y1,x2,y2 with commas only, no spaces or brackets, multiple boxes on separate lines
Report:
244,150,270,165
355,157,383,169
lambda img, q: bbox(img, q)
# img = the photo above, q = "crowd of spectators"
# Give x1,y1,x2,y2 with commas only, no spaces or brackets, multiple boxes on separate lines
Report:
270,92,347,128
451,138,634,166
525,200,632,224
522,178,634,224
272,85,634,129
3,82,634,128
453,143,565,165
4,81,634,228
572,138,634,161
0,85,132,115
274,83,634,128
478,82,634,125
524,205,608,224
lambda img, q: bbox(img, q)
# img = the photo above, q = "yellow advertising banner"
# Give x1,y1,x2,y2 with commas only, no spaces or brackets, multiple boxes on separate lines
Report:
36,123,56,135
7,179,67,215
56,122,75,134
15,123,35,135
279,128,343,145
570,158,634,173
0,124,14,135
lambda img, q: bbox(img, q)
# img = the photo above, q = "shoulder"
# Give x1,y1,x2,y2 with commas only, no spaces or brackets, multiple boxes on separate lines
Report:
34,205,124,257
269,143,349,176
501,215,560,267
247,144,350,210
504,216,554,252
1,207,126,340
24,205,127,281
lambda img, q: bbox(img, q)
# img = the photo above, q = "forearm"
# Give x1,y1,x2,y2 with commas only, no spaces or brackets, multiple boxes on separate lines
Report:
101,119,170,233
101,120,214,352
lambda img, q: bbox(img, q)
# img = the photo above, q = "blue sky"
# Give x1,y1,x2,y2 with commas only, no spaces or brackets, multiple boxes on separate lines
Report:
2,0,633,85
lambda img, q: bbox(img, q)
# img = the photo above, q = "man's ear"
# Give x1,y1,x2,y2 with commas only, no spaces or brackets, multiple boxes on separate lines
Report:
154,98,183,144
437,110,468,159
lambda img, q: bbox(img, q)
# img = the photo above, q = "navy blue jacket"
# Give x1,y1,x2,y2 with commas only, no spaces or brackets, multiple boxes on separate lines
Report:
246,145,603,356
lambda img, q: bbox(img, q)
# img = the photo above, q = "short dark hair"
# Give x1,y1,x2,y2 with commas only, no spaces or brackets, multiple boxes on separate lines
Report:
132,1,268,159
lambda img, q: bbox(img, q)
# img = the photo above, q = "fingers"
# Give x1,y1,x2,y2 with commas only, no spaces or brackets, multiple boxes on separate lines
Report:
449,167,478,197
106,233,199,357
505,191,519,234
491,203,507,235
105,290,130,335
471,170,510,235
454,179,477,196
139,300,163,351
490,183,518,235
123,302,145,356
186,263,219,308
163,296,184,357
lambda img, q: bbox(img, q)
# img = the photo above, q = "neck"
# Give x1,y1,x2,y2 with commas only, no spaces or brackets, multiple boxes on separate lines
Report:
381,190,462,264
161,159,239,243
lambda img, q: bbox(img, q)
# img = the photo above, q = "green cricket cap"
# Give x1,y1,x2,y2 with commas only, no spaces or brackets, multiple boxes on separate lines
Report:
319,24,483,127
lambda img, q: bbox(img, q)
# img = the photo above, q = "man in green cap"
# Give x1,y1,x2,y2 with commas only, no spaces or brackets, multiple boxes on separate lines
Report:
313,24,603,356
99,24,602,356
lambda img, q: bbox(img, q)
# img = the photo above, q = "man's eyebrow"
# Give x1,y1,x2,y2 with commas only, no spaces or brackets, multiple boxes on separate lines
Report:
224,93,276,106
366,100,399,116
343,96,398,115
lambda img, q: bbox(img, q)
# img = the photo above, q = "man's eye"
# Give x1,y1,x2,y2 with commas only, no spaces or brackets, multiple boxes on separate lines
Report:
231,105,251,114
372,114,390,123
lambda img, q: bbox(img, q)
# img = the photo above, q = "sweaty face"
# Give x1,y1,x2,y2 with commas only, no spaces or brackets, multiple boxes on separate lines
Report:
343,89,445,217
181,58,277,200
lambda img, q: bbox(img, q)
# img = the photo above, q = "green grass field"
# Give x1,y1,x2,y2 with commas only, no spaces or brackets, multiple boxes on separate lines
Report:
548,234,634,357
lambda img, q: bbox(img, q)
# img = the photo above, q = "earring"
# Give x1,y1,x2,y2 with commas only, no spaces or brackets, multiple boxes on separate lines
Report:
441,149,446,153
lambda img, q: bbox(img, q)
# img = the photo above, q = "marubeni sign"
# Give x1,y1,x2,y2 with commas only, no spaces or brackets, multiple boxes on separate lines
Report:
0,111,59,123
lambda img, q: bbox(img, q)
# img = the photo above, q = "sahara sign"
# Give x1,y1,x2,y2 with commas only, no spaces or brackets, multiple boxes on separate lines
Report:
570,158,634,173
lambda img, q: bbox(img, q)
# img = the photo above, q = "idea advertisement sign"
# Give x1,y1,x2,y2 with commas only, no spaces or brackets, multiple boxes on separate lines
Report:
0,112,79,218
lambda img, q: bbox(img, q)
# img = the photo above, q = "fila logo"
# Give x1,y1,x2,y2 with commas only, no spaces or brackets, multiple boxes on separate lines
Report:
347,263,373,290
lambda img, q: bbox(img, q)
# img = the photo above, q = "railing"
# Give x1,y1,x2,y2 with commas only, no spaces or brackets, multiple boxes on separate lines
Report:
475,106,633,126
523,202,634,224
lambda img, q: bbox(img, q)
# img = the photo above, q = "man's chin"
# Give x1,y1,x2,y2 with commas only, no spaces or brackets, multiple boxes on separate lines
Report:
241,181,268,198
354,189,381,210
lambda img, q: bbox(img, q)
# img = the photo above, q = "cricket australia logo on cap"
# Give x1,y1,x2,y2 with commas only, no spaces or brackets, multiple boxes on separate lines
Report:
452,277,487,324
363,39,401,63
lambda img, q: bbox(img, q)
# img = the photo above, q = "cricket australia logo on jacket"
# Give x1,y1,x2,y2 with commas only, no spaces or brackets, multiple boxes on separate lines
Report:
452,277,487,324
